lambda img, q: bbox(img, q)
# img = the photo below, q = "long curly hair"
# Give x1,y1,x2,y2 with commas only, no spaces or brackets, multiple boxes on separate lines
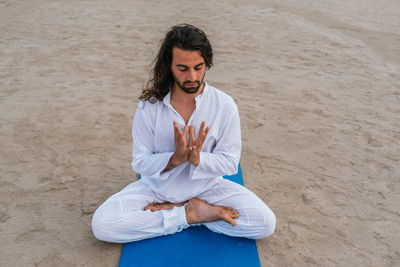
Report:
140,24,213,103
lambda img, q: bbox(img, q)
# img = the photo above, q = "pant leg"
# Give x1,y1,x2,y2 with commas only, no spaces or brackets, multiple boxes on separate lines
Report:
91,180,189,243
197,179,276,239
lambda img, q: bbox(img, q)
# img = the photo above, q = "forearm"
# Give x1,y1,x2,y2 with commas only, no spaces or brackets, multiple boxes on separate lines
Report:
190,151,240,180
132,151,173,178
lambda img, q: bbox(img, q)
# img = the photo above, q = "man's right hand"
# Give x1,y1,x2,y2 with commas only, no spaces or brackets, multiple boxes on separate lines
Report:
164,121,189,171
173,120,189,163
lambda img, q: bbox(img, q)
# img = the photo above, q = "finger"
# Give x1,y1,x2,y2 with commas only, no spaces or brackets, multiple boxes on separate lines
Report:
227,217,237,226
173,121,181,134
189,125,195,142
204,126,210,136
173,121,179,138
144,203,154,211
198,121,205,135
183,125,189,139
175,128,183,140
198,126,210,143
231,209,240,218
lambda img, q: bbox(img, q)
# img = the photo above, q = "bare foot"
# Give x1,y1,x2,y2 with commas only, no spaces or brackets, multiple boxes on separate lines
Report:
144,201,187,212
185,197,239,226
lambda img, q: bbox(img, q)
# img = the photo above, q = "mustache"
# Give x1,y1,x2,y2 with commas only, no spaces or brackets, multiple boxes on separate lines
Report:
183,81,200,86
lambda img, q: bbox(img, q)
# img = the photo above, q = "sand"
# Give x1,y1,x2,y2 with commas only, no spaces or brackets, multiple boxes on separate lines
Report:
0,0,399,266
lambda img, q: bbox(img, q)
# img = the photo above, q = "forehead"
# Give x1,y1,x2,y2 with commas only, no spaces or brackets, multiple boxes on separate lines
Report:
172,47,204,65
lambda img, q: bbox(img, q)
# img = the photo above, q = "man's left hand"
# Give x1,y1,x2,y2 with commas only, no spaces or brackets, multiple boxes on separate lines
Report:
188,121,210,166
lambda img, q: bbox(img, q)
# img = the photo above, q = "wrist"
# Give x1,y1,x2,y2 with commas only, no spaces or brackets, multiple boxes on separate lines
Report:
171,152,186,166
189,157,200,166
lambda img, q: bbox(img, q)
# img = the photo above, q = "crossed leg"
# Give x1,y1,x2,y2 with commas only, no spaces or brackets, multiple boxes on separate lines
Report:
92,180,189,243
143,179,276,239
197,179,275,239
92,179,275,243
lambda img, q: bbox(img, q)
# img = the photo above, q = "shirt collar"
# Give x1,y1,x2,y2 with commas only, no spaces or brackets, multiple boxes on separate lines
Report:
163,90,172,107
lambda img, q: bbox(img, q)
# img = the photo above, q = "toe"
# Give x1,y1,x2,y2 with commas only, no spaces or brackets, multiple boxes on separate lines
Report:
144,203,158,211
226,216,237,226
231,210,239,218
230,209,239,218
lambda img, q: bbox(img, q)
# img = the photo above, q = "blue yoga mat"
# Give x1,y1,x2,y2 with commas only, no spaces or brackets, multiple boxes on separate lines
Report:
119,164,261,267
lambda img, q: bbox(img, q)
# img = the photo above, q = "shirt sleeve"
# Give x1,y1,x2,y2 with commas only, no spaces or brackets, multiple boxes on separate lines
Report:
190,102,241,180
131,102,174,180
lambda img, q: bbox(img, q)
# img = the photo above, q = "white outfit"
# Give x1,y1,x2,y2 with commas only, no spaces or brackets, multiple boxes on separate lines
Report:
92,83,276,243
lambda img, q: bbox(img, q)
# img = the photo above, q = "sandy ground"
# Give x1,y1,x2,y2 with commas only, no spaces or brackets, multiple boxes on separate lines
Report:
1,0,399,266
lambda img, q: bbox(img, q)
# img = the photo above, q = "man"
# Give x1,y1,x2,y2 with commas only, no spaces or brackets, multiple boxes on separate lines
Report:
92,24,276,243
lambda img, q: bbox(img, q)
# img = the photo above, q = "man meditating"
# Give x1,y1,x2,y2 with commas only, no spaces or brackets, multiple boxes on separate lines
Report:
92,24,276,243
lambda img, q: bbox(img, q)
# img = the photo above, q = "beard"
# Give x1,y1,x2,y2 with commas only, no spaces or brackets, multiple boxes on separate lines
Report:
173,73,205,94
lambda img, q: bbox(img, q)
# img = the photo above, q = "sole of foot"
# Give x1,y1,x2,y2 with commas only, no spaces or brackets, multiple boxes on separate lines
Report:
185,197,239,226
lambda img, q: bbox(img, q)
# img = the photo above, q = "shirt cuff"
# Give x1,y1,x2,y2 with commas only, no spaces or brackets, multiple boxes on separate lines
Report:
134,152,174,180
189,152,216,180
154,152,175,179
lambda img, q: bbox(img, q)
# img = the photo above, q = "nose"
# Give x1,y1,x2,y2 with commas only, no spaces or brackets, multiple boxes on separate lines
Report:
187,69,196,82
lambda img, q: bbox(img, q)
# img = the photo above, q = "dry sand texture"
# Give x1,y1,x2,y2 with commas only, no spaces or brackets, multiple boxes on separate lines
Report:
1,0,399,266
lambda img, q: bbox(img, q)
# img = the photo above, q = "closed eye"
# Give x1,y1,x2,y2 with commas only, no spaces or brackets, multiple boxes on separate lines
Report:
195,63,204,70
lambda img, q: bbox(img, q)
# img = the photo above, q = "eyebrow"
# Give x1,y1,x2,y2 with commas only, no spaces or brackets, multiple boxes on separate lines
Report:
176,62,205,68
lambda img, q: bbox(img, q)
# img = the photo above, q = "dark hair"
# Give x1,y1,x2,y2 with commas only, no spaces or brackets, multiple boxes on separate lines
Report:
139,24,213,103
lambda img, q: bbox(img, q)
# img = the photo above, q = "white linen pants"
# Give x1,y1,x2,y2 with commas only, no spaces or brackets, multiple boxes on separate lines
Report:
92,179,276,243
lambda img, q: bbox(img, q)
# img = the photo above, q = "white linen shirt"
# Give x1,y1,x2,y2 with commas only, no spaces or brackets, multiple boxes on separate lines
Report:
131,83,241,202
